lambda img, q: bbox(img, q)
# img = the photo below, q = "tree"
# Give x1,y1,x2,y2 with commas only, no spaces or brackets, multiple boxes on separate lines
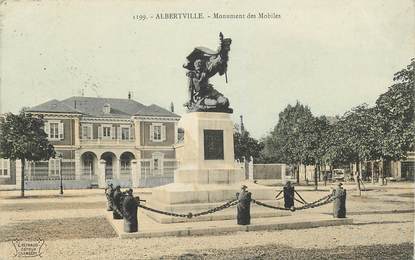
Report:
233,124,264,162
0,112,55,197
263,102,316,183
375,58,415,161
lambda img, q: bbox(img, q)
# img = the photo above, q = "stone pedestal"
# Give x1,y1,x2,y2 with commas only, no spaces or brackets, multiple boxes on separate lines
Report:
146,112,289,223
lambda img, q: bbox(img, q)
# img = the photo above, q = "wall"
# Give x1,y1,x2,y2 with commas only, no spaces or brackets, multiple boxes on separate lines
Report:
141,122,175,146
253,164,285,180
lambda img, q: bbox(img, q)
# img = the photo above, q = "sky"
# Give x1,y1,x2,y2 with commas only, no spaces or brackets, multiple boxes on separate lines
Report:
0,0,414,138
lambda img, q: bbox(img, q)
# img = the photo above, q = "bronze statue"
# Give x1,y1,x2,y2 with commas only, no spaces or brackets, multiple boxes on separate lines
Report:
183,32,233,113
236,185,251,225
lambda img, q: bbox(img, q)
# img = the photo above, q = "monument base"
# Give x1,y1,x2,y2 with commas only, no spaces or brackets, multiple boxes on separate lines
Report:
145,112,289,223
146,182,290,223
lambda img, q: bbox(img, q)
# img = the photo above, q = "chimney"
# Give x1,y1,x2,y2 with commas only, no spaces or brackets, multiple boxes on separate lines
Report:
128,91,131,100
170,102,174,113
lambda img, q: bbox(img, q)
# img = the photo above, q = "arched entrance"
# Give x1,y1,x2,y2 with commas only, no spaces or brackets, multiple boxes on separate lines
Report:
81,152,98,181
120,152,135,176
101,152,116,180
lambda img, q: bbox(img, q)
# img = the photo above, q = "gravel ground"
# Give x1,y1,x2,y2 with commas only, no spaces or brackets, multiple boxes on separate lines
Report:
0,182,413,259
162,243,414,260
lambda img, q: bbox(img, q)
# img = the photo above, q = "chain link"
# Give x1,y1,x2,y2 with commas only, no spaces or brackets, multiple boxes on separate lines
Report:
137,199,239,219
252,193,338,212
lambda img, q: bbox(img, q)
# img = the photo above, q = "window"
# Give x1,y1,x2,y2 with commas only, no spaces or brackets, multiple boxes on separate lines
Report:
49,159,60,176
150,123,166,142
81,124,92,139
45,120,64,140
0,159,10,177
121,127,130,140
103,127,111,138
153,126,162,141
151,152,164,175
50,123,59,139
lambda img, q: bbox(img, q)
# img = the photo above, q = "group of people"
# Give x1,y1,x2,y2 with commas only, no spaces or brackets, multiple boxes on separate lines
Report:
105,184,141,233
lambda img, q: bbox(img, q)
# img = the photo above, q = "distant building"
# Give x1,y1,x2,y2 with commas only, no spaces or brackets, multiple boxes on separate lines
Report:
0,96,181,189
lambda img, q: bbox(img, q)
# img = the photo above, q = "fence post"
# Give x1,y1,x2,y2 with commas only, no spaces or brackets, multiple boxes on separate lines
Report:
15,160,22,190
333,184,347,218
98,159,107,188
236,185,251,225
131,160,140,188
248,156,254,181
283,182,295,209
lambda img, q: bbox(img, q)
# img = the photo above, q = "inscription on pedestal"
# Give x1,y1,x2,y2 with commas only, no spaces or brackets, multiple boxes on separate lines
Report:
204,130,224,160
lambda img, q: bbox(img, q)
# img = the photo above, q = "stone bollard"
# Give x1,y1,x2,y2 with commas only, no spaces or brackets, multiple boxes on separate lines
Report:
122,189,139,233
112,185,124,220
333,183,347,218
236,185,252,225
105,183,114,211
283,181,295,209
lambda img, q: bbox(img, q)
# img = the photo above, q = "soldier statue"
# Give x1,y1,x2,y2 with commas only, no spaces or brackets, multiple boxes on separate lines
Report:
283,181,295,209
122,189,139,233
112,185,124,220
183,32,233,113
333,183,347,218
105,183,114,211
236,185,252,225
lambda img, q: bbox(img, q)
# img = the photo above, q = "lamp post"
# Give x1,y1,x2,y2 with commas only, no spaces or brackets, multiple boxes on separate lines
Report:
59,154,63,195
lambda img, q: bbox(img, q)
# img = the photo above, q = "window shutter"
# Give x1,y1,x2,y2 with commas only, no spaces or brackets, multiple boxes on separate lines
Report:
117,127,121,140
89,126,93,139
98,126,102,139
58,122,64,140
44,122,50,138
149,124,154,141
161,125,166,141
111,126,115,139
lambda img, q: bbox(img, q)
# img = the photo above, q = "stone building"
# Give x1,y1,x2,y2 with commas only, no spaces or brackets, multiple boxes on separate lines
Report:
0,96,180,190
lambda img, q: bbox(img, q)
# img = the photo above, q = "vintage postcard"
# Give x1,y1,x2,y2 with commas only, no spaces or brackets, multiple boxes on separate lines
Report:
0,0,414,259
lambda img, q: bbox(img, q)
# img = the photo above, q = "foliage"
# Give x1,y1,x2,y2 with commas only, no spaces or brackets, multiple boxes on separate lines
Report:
233,124,264,162
0,112,55,197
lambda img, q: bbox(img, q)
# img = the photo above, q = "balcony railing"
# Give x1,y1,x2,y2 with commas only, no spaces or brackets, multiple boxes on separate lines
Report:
80,137,135,145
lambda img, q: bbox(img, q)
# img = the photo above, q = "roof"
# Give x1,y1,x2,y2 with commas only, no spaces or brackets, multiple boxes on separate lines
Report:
27,96,180,118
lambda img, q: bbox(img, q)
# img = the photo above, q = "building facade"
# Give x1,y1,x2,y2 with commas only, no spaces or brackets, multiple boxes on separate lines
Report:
0,96,180,189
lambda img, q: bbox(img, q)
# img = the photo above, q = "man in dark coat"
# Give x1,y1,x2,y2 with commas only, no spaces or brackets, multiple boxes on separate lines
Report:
236,185,251,225
333,183,347,218
283,181,295,209
122,189,139,232
112,185,123,219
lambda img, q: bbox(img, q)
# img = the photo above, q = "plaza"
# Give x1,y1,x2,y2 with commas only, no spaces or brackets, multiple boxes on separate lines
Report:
0,182,413,259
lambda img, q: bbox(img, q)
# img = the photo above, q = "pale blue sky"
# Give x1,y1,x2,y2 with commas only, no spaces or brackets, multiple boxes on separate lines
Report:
1,0,414,138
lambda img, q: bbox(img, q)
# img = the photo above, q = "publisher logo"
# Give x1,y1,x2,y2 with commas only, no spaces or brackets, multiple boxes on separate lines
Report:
12,239,45,257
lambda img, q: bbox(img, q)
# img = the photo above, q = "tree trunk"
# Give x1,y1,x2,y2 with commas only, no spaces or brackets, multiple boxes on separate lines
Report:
371,161,375,184
296,164,300,184
21,159,25,198
314,163,318,191
356,160,361,196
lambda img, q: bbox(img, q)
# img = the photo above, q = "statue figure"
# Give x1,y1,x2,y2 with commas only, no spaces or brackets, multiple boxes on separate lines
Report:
105,183,114,211
112,185,124,220
333,183,347,218
283,181,295,209
236,185,251,225
122,189,139,232
183,32,233,113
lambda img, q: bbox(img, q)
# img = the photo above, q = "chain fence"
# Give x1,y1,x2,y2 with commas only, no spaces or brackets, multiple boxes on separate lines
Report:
108,189,341,218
